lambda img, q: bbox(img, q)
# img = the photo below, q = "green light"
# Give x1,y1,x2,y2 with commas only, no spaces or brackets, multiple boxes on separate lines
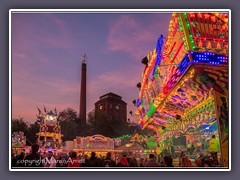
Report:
146,105,156,118
147,141,156,146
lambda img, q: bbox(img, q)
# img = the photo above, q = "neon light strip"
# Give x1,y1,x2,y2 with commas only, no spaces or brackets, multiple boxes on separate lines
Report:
167,42,176,57
183,13,196,49
139,35,164,102
172,42,184,61
178,13,191,50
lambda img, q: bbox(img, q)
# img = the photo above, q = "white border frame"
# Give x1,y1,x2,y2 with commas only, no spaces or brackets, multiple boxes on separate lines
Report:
9,9,231,172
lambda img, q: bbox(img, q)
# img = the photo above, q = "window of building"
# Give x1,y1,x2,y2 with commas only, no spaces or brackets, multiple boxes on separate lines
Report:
116,105,120,110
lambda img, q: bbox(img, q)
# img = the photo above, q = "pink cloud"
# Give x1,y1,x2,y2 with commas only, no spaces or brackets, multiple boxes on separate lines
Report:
12,67,80,123
43,14,75,49
12,13,76,51
107,15,159,60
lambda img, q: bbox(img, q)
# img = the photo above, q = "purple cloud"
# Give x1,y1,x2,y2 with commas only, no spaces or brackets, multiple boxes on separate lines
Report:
107,14,170,60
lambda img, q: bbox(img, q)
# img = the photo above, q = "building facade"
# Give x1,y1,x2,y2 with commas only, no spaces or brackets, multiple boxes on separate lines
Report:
94,92,127,123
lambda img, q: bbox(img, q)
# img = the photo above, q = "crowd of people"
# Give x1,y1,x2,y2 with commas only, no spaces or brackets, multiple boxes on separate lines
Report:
12,135,220,168
11,144,173,168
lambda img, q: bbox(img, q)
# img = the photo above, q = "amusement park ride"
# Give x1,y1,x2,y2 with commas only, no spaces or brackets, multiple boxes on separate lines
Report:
135,12,229,167
36,108,64,150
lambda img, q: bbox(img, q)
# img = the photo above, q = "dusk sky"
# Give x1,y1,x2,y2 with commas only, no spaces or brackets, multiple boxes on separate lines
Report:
12,11,172,124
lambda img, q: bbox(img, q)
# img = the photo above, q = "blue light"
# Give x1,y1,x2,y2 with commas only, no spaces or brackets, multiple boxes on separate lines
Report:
153,34,164,77
206,127,209,130
136,99,141,107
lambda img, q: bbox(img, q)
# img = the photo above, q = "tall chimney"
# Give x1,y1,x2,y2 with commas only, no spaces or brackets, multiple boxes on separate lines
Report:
80,56,87,126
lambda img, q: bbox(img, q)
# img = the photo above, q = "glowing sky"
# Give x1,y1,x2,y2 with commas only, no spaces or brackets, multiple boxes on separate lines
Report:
12,11,172,123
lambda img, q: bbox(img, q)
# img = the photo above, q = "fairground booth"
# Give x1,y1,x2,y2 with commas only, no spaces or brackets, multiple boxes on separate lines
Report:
114,133,158,158
135,12,229,167
12,131,31,155
72,134,122,157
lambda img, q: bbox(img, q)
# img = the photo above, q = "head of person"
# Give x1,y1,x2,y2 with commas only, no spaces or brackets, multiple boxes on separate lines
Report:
149,154,155,160
163,156,173,166
106,152,111,159
47,150,53,159
71,151,77,158
68,151,72,157
31,144,39,153
195,158,203,167
208,158,215,167
212,134,216,139
203,159,210,167
115,157,120,163
91,152,96,159
182,157,189,166
19,152,25,158
83,154,88,159
180,151,184,156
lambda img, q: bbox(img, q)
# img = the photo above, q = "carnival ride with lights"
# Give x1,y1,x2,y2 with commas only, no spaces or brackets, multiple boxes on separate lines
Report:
36,107,64,152
135,12,229,167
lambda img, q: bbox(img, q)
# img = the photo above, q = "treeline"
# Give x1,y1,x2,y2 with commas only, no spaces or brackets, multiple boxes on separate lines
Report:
12,107,154,145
